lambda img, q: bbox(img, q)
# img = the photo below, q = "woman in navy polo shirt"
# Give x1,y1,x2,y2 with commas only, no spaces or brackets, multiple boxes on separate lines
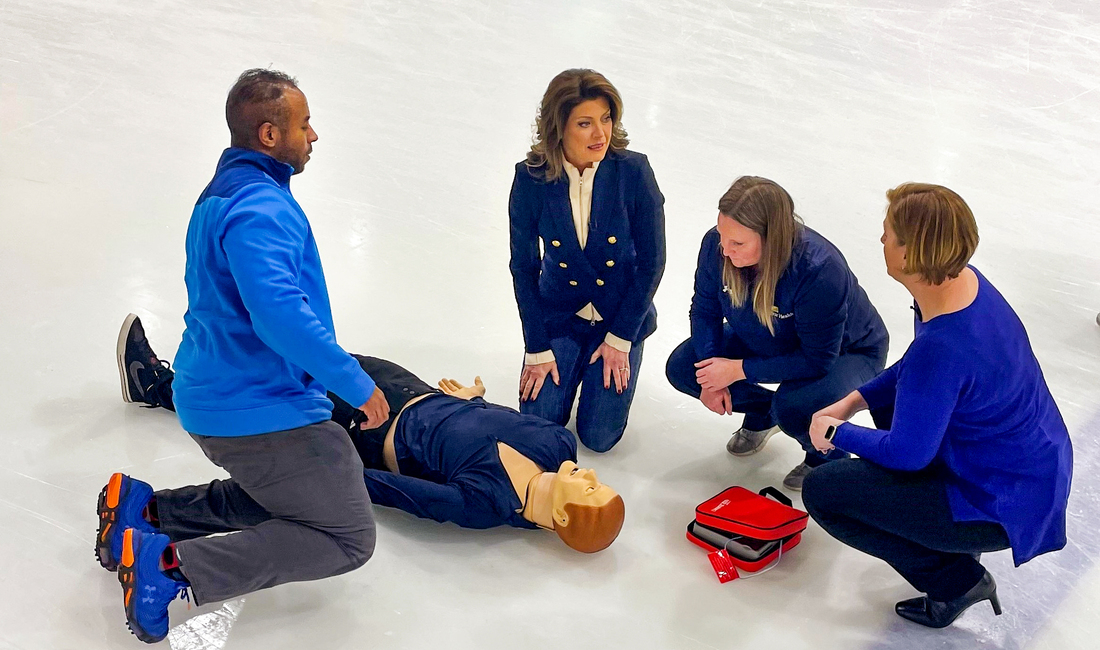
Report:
665,176,889,489
804,183,1072,628
508,68,666,452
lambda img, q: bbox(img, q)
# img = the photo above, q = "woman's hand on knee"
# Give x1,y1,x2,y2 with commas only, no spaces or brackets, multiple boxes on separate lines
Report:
694,357,745,392
519,361,559,402
700,387,733,415
589,343,631,394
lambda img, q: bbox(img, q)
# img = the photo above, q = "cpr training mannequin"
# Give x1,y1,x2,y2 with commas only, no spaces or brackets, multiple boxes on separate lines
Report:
331,356,626,553
116,315,625,553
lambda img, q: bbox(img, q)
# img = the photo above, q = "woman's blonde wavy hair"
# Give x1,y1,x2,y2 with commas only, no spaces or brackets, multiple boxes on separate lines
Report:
525,69,629,183
718,177,803,335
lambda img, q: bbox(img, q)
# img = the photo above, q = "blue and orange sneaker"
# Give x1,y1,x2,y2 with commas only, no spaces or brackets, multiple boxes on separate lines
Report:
96,473,155,571
118,528,189,644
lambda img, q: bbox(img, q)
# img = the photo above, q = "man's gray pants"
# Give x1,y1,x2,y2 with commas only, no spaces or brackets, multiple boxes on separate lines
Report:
153,420,376,605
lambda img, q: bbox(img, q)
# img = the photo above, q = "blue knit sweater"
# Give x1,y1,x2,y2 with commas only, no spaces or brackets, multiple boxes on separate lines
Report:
836,267,1072,565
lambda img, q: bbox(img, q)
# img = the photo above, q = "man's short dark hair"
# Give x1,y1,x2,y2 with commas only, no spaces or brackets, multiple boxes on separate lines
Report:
225,69,300,148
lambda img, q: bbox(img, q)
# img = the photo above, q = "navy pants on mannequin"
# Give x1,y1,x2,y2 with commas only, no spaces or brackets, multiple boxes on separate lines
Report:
665,324,888,466
520,324,643,453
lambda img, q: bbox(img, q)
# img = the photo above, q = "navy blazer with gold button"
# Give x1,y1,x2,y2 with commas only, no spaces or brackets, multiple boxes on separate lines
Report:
508,149,666,354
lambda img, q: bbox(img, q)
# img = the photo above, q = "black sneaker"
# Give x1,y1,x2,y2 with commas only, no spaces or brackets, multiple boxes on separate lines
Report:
116,314,174,409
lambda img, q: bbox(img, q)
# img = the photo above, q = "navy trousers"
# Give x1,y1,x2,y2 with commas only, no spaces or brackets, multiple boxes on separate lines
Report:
520,323,643,453
665,325,888,466
803,459,1010,601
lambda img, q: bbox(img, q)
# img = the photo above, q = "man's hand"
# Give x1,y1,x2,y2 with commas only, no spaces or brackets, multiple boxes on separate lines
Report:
700,387,733,415
520,361,559,402
357,386,390,429
694,357,746,392
589,342,631,394
438,376,486,400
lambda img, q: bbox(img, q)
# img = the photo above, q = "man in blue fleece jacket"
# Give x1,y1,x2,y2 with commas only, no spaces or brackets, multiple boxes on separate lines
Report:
97,69,388,644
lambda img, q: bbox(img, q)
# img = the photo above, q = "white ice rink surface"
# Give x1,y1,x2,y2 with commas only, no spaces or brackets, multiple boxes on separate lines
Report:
3,1,1100,648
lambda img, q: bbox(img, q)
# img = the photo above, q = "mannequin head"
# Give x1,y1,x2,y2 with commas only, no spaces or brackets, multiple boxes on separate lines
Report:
550,461,625,553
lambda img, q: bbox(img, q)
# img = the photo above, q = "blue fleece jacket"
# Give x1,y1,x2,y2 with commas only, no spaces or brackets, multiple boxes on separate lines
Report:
172,148,375,436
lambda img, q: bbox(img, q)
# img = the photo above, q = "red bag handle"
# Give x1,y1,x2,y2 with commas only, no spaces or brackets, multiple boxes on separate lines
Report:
758,486,793,507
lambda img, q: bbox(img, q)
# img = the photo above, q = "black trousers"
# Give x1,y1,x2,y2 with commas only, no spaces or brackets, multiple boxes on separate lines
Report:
802,459,1010,601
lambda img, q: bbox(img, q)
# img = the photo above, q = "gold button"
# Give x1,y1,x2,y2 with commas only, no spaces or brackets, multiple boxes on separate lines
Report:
608,236,617,244
559,262,568,268
606,260,615,267
551,240,561,247
596,279,605,286
569,280,578,286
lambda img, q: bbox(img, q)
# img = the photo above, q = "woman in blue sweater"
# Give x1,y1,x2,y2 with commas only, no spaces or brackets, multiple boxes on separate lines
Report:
665,177,889,489
509,69,666,452
804,183,1072,628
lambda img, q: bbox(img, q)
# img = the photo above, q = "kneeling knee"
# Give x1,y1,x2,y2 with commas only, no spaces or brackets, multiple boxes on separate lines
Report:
801,466,826,512
578,426,624,453
772,400,810,439
664,347,696,396
342,521,377,569
801,461,851,517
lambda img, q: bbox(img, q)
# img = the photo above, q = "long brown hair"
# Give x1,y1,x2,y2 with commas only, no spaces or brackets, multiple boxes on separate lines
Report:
717,176,802,335
525,69,629,182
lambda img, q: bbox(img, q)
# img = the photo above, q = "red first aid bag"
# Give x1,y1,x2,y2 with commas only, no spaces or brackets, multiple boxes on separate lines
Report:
687,486,808,583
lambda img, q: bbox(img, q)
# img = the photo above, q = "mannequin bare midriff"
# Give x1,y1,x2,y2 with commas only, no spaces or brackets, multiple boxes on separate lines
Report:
380,393,553,527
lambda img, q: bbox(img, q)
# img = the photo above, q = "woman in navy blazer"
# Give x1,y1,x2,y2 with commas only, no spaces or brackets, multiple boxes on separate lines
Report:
508,69,666,452
665,177,890,489
804,183,1072,628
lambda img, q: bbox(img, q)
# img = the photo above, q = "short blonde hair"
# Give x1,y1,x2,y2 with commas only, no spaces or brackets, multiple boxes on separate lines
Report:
886,183,979,285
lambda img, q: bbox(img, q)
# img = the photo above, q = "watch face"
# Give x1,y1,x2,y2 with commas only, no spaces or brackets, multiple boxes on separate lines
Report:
824,425,836,441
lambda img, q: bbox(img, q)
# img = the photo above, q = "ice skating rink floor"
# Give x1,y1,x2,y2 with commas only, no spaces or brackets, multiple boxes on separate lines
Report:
2,1,1099,648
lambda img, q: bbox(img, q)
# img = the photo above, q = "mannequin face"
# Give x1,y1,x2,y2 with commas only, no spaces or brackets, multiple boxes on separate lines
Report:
551,461,617,526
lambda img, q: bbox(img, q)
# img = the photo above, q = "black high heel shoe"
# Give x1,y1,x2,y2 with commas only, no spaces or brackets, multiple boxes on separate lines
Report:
895,570,1002,628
